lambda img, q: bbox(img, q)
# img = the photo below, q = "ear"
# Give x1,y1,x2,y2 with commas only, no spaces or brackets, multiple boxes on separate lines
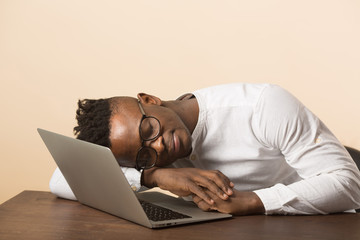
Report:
137,93,162,106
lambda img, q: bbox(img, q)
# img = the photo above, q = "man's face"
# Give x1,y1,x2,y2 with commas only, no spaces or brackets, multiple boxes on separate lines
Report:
109,96,192,168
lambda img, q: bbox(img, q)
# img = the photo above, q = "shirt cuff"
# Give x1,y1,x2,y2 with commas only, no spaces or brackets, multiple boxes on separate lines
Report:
49,167,77,200
121,167,142,191
254,184,296,215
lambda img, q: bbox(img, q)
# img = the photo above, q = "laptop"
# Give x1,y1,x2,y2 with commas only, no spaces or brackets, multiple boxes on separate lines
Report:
37,128,232,228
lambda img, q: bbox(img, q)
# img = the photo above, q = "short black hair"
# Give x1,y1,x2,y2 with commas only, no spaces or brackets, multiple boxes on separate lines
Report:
73,98,114,148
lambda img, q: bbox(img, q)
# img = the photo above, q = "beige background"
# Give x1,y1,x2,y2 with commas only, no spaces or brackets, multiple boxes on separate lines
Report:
1,0,359,204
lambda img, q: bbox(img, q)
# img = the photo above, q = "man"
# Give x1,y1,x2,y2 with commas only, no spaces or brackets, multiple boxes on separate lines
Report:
50,83,360,215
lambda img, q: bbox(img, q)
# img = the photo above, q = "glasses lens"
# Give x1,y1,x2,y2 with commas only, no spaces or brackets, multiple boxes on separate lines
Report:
137,147,157,170
140,117,160,140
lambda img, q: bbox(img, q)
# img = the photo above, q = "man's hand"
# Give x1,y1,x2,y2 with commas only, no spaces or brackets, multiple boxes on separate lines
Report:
192,189,265,215
142,167,234,205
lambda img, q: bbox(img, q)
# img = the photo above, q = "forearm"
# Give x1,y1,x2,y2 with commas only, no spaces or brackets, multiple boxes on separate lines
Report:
254,171,360,215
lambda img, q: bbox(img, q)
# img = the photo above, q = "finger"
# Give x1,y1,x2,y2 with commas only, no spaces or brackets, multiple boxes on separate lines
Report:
192,195,213,212
195,171,233,200
192,194,201,204
208,170,234,196
187,182,215,205
203,187,219,201
198,178,228,200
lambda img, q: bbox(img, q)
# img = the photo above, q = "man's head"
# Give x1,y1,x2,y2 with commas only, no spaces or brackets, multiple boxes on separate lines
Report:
73,94,193,169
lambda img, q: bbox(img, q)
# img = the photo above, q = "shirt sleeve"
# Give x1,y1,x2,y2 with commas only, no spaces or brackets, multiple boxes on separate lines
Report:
49,166,142,200
252,85,360,215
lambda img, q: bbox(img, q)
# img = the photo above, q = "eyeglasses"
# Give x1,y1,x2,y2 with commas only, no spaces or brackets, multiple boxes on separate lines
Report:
135,101,161,171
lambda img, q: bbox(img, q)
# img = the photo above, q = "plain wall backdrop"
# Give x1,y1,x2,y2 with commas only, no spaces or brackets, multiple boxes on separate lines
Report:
0,0,359,204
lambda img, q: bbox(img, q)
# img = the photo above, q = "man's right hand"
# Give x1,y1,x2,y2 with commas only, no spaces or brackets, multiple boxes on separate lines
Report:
141,167,234,205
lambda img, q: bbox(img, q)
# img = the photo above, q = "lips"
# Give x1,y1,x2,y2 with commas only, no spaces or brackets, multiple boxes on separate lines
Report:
169,131,180,157
173,132,180,155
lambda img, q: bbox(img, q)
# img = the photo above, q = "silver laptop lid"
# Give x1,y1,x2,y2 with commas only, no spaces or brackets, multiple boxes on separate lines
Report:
38,128,152,228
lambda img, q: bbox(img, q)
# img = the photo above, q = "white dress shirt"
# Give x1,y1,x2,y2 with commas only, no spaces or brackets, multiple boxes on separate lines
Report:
50,83,360,214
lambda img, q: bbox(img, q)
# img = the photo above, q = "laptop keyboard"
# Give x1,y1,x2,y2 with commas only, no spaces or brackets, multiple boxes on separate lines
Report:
139,200,192,222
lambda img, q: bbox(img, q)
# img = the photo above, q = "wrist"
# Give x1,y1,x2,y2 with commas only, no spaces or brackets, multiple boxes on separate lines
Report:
232,191,265,215
248,192,265,215
141,167,159,188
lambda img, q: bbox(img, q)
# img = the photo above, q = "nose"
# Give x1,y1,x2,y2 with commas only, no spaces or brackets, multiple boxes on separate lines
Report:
147,136,165,154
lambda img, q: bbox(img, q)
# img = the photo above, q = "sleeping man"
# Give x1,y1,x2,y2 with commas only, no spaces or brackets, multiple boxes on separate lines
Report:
50,83,360,215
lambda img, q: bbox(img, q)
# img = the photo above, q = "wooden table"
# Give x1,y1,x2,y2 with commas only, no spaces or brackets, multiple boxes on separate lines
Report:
0,191,359,240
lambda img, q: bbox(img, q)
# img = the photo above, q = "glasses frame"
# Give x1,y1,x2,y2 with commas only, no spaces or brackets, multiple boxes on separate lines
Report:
135,101,161,171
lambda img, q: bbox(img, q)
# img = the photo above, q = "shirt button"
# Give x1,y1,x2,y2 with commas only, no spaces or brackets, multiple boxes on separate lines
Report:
190,155,197,161
315,137,322,144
